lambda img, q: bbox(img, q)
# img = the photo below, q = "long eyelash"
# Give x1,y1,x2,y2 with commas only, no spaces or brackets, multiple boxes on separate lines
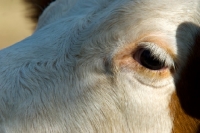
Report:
137,42,175,69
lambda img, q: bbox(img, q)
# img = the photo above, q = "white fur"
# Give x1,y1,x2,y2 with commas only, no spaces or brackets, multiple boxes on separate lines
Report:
0,0,200,132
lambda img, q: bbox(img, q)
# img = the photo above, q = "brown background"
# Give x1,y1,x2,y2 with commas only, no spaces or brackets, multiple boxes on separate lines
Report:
0,0,36,49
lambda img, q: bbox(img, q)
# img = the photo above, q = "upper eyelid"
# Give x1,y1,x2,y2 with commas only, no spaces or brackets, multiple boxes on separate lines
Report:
136,42,175,69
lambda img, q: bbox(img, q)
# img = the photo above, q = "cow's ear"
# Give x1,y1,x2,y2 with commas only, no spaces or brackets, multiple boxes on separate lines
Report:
176,23,200,119
24,0,55,22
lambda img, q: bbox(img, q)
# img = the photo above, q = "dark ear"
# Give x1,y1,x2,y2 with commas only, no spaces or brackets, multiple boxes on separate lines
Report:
176,23,200,119
24,0,55,22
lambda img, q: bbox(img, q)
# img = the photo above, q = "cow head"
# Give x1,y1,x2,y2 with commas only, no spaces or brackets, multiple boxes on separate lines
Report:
1,0,200,132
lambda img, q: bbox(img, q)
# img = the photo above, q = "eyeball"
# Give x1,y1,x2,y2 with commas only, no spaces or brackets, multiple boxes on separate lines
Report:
134,48,166,70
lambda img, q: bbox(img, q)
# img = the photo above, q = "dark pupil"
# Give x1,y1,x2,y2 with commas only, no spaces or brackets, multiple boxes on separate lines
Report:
140,49,164,70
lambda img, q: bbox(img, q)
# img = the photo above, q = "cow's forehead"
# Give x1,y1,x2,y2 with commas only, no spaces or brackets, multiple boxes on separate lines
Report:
37,0,200,50
38,0,199,26
37,0,200,38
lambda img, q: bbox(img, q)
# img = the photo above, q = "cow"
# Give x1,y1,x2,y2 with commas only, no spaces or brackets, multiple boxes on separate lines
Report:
0,0,200,132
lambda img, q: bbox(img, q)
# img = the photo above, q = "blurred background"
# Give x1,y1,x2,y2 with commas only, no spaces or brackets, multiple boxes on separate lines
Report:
0,0,36,49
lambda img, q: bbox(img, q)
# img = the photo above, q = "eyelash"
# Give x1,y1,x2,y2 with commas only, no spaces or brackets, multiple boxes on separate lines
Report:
133,47,167,71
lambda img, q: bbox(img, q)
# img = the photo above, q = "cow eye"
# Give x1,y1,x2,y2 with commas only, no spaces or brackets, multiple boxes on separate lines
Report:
134,48,165,70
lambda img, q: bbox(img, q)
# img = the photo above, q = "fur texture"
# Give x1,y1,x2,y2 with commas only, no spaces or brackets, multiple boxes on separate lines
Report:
0,0,200,132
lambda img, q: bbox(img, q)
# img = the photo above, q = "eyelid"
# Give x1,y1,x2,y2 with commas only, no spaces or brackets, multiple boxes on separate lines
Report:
136,42,175,69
